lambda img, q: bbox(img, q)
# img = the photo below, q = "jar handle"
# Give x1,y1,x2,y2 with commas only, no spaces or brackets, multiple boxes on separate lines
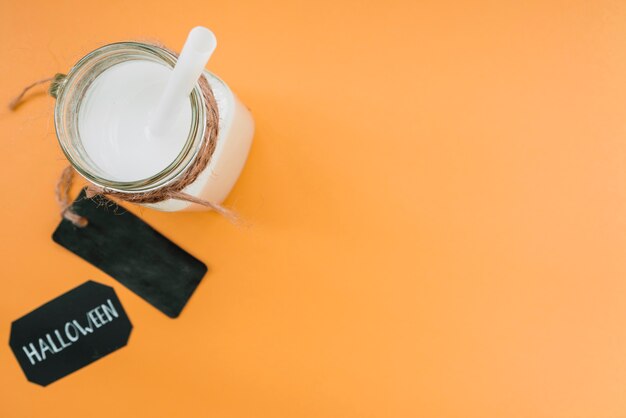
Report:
48,73,67,99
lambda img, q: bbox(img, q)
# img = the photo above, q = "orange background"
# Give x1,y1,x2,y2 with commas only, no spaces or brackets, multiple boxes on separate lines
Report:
2,0,626,416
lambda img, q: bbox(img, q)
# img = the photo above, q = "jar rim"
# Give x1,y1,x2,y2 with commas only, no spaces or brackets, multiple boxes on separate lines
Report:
53,41,206,193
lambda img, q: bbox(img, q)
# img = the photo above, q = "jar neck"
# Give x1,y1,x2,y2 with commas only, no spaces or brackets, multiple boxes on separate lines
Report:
53,42,206,193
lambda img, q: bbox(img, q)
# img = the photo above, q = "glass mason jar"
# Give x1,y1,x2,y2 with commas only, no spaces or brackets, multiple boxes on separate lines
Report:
53,42,254,211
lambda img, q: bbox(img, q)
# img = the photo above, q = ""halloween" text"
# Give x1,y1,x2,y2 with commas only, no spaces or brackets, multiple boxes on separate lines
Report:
21,299,119,365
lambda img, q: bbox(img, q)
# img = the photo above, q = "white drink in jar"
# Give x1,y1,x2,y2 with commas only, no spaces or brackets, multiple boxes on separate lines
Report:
56,31,254,212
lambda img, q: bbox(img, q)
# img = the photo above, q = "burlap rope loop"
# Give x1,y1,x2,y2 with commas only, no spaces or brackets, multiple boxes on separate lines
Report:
8,76,55,110
55,166,88,227
9,52,240,227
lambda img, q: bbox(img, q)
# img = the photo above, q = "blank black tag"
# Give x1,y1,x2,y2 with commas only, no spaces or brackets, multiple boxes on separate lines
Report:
52,189,207,318
9,281,132,386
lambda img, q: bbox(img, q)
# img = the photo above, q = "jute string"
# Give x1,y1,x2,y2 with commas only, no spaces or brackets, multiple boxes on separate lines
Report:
8,77,55,111
9,49,239,227
55,165,89,227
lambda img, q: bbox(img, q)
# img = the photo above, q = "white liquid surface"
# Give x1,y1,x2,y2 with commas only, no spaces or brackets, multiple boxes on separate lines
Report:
79,60,192,182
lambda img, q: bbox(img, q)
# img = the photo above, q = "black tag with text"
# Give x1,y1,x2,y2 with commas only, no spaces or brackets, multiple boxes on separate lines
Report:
9,281,132,386
52,189,207,318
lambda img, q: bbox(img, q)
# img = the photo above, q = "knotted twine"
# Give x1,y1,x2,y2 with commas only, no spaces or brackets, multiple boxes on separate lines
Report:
10,51,239,227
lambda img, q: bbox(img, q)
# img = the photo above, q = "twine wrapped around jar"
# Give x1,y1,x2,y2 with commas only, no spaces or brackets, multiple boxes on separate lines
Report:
10,47,239,227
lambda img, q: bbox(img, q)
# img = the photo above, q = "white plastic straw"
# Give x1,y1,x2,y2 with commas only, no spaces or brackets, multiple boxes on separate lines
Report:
148,26,217,136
